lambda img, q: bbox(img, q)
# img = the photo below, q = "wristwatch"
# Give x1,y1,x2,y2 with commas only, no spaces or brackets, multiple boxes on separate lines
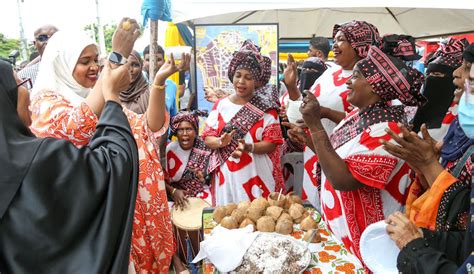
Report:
108,52,127,65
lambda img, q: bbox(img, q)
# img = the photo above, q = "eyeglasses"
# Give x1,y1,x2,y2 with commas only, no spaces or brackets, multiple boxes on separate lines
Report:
17,78,33,90
35,34,51,42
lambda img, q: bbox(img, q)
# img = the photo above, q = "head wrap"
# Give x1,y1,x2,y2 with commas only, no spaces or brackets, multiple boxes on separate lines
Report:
463,43,474,63
356,46,426,106
227,40,272,87
299,57,327,92
428,38,468,68
119,50,150,114
332,20,381,59
170,110,208,135
381,34,421,61
32,30,98,106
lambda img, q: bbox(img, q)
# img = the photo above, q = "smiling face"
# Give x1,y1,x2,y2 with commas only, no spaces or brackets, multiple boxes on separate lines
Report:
73,44,99,88
333,31,359,70
345,67,380,109
453,60,473,102
232,68,256,101
176,121,197,150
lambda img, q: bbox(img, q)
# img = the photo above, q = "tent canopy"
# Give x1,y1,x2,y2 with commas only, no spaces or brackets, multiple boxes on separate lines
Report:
172,0,474,39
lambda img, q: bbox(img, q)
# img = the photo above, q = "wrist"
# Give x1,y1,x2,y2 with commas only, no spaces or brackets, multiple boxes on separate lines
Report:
308,121,324,132
217,138,223,148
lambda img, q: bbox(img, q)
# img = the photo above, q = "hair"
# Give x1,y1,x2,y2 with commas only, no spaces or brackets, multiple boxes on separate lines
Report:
310,36,330,58
143,44,165,57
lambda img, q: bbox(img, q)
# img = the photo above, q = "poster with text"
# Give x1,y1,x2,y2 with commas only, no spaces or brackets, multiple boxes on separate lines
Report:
194,24,279,112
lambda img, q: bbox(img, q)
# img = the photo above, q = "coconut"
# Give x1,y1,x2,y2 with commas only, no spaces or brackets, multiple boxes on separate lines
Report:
268,192,286,207
231,207,246,224
300,215,318,231
278,212,293,223
266,206,284,221
288,203,305,220
284,192,303,209
251,197,269,209
239,218,255,230
237,200,251,212
275,219,293,235
224,203,238,215
213,206,227,223
220,216,238,229
303,229,322,243
293,209,309,224
247,205,265,222
256,216,276,232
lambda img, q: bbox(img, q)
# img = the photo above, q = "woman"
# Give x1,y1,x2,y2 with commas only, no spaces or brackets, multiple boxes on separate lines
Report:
0,58,138,273
284,20,382,209
384,44,474,273
300,44,426,262
119,50,149,114
202,40,284,205
29,21,189,273
166,110,212,207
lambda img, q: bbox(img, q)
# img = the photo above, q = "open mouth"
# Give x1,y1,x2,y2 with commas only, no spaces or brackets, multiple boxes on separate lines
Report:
87,74,98,81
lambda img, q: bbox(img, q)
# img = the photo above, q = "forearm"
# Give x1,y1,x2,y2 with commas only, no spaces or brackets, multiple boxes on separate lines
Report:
322,108,345,124
286,83,302,101
245,141,277,155
419,161,446,187
309,122,361,191
84,78,106,116
146,84,167,132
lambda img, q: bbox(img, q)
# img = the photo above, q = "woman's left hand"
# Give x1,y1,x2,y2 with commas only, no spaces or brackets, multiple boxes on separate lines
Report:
299,90,322,129
386,211,423,249
232,139,251,159
153,53,191,85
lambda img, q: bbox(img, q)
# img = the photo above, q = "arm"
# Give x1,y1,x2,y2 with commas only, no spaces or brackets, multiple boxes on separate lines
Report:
321,107,346,124
300,91,362,191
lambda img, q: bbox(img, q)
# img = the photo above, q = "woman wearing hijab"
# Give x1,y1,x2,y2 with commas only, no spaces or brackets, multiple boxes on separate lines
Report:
202,40,284,205
382,44,474,273
412,38,468,140
0,59,138,273
29,21,190,273
300,42,426,262
120,50,150,114
285,20,383,209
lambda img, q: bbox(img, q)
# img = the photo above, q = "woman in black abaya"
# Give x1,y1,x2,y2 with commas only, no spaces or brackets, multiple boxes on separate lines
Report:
0,59,138,274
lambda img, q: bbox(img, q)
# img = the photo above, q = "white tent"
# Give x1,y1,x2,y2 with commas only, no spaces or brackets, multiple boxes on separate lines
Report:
172,0,474,39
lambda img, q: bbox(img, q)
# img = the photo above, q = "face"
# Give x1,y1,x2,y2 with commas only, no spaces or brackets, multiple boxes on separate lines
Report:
143,53,165,73
345,67,378,108
232,69,256,100
73,44,99,88
129,55,142,83
176,121,196,150
34,26,58,56
333,31,359,70
13,70,32,126
453,61,473,102
308,45,320,58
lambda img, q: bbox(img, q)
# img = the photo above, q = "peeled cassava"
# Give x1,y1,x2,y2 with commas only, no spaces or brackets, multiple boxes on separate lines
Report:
275,219,293,235
256,216,276,232
300,215,318,231
266,206,284,221
213,206,227,223
220,216,238,229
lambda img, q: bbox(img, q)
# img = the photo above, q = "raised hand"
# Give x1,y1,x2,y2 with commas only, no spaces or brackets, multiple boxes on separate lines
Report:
283,53,298,88
101,60,131,102
112,18,141,58
153,53,191,86
300,90,323,129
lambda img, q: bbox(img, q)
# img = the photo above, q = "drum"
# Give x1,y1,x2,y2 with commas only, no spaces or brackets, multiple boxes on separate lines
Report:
171,197,210,268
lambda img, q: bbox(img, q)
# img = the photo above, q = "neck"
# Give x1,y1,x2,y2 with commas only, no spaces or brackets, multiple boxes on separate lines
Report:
342,57,359,71
230,93,253,105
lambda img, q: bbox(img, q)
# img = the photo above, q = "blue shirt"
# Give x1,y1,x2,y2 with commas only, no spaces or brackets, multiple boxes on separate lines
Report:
165,79,177,118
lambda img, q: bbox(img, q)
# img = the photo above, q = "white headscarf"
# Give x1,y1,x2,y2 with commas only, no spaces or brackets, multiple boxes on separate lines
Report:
32,30,98,106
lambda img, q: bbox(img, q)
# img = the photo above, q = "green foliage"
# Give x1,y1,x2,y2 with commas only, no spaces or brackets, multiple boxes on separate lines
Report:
84,23,117,53
0,33,21,60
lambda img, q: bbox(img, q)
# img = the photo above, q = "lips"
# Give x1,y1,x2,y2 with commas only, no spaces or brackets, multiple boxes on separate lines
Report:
87,74,98,81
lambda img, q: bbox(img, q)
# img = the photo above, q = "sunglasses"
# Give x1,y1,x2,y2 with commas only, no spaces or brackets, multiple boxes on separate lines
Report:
35,34,50,42
17,78,33,90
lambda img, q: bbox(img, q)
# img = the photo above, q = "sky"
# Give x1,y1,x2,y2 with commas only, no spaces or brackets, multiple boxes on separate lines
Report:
1,0,168,52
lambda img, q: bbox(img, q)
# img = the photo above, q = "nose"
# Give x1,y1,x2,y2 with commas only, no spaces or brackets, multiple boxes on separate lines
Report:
345,77,352,86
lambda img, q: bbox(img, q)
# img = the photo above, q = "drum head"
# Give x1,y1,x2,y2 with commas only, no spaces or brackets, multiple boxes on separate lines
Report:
171,197,210,230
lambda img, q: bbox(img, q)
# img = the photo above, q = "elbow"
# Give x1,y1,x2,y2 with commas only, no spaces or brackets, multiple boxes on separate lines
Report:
328,174,362,191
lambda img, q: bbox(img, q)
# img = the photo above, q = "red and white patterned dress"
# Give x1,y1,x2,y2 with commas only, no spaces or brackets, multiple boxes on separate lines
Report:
166,141,212,204
30,91,174,273
428,102,458,141
202,97,284,206
320,108,411,262
301,65,353,210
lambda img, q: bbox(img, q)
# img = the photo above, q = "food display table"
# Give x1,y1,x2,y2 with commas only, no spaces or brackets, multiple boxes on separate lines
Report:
200,206,365,274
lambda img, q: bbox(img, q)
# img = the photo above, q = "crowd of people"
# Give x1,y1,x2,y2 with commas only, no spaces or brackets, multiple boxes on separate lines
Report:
1,15,474,274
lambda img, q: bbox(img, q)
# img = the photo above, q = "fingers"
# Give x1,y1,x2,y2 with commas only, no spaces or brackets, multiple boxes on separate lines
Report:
384,127,410,147
287,54,295,65
381,139,407,159
303,90,316,100
281,121,295,129
169,53,175,65
420,124,434,143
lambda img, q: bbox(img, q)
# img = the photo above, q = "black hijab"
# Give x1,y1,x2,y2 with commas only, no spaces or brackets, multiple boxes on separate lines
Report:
298,57,327,93
0,60,139,274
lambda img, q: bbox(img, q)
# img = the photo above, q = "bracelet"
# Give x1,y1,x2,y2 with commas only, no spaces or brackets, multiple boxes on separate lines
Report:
152,83,166,90
171,188,177,195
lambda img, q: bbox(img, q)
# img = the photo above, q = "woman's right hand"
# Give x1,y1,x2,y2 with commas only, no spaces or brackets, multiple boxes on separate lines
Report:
100,60,131,102
112,18,140,58
219,130,235,148
172,189,189,210
281,122,307,145
283,53,298,88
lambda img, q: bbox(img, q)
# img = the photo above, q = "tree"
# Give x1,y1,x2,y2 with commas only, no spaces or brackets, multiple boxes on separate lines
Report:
84,23,117,54
0,33,21,61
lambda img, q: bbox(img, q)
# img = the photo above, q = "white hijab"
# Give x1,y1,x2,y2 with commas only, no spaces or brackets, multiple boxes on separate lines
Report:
32,30,98,106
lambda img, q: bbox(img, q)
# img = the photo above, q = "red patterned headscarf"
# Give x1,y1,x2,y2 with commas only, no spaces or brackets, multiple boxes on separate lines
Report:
333,20,382,59
356,46,426,106
227,40,272,87
170,110,208,135
428,38,469,68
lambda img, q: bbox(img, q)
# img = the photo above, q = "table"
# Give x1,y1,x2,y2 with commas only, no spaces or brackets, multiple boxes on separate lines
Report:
200,206,365,274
